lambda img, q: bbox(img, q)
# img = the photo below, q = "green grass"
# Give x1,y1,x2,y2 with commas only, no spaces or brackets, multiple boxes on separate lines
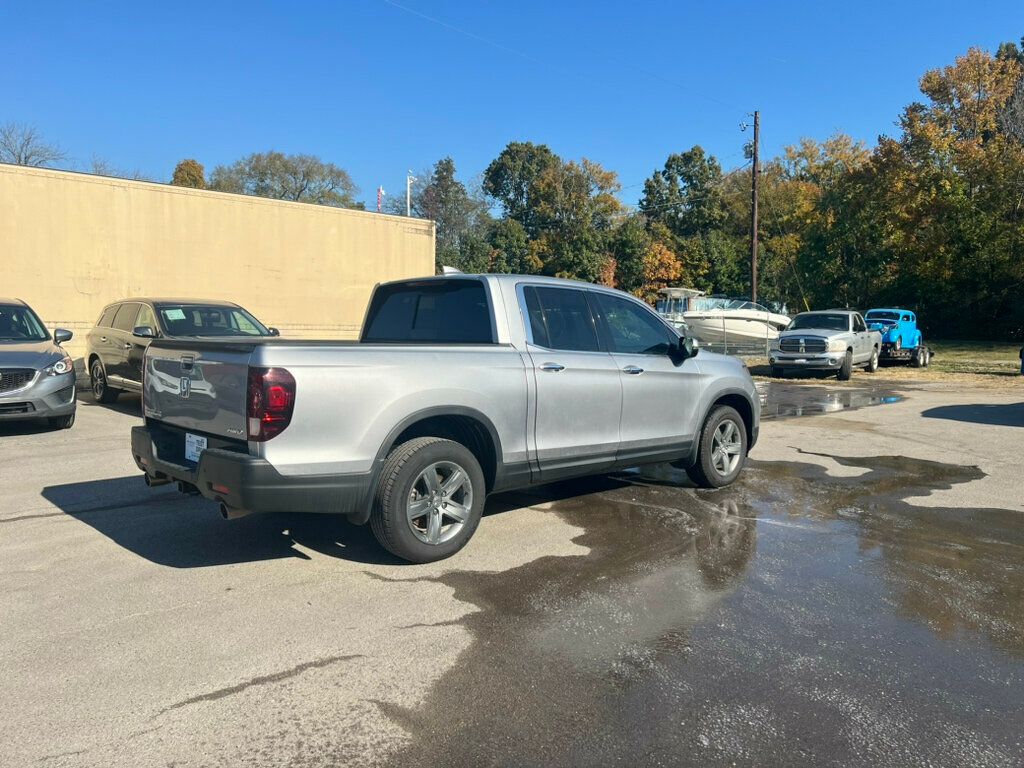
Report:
928,340,1021,375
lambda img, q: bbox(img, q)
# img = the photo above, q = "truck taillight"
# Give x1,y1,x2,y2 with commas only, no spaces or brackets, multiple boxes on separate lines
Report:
247,367,296,442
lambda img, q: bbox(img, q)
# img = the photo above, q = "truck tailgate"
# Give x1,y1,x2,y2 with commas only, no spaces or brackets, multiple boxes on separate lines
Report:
144,340,254,440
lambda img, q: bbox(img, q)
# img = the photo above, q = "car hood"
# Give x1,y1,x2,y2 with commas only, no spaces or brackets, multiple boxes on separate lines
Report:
0,340,63,369
777,329,836,340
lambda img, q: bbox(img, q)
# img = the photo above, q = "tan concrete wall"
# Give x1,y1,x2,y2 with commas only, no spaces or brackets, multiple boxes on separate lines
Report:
0,165,435,360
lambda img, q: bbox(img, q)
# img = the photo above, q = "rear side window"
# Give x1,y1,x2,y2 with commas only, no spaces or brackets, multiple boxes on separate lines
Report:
112,303,140,332
97,306,117,327
523,286,601,352
362,280,494,344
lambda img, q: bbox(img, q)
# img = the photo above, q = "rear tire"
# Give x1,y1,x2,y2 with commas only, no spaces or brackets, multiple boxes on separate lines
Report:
90,360,119,404
686,405,748,489
865,346,879,373
370,437,485,563
912,345,925,368
48,413,75,430
837,351,853,381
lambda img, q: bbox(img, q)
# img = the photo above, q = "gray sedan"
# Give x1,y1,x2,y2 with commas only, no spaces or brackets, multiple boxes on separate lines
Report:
0,298,76,429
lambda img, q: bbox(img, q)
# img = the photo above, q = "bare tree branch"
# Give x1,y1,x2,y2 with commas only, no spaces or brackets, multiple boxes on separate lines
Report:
0,122,66,167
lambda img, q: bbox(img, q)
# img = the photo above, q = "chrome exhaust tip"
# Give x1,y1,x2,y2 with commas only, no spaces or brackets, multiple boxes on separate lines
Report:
219,502,250,520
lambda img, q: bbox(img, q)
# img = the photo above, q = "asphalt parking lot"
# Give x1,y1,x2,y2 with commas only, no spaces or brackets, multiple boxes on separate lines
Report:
2,381,1023,767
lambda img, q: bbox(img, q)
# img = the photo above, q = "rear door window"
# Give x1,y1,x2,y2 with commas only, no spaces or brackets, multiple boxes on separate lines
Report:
522,286,601,352
362,279,494,343
112,303,140,332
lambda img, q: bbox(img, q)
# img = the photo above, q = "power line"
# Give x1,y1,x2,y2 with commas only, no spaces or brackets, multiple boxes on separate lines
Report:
380,0,747,116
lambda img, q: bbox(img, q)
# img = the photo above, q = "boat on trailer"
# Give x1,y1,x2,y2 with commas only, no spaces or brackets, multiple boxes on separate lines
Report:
656,287,792,344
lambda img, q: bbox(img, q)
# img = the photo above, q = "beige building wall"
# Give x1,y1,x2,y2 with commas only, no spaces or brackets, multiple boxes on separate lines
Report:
0,165,435,360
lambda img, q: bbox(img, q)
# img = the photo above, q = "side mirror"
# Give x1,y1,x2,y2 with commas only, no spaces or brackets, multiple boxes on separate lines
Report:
132,326,157,339
267,327,280,337
673,335,697,360
54,328,73,344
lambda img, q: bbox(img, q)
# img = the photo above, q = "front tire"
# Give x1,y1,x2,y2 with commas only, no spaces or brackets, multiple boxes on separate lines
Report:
48,413,75,430
837,351,853,381
90,360,119,404
686,405,748,489
770,365,783,378
370,437,485,563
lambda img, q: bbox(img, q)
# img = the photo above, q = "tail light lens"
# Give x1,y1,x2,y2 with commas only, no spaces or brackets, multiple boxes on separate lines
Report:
247,367,296,442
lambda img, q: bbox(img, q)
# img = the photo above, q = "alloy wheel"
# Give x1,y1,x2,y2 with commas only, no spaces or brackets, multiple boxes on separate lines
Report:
711,420,742,476
407,461,473,545
91,363,105,398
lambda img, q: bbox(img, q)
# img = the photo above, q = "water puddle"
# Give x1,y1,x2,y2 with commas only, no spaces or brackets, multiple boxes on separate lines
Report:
380,455,1024,767
759,381,903,419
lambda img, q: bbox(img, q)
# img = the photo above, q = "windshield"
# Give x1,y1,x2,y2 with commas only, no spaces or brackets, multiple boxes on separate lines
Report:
866,311,900,322
0,304,49,342
156,304,271,337
788,313,850,331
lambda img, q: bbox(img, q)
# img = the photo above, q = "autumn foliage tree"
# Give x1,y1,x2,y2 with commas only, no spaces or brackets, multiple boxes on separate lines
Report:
170,159,206,189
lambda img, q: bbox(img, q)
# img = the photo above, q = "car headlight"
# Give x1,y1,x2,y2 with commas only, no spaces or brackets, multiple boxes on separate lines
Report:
44,356,74,376
827,339,848,353
769,339,781,350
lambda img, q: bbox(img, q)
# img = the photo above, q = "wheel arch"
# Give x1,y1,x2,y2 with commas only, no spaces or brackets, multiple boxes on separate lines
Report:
349,406,502,526
678,388,757,470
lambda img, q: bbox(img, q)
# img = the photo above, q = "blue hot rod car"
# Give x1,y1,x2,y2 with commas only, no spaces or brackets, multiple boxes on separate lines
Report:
864,308,921,350
865,308,930,366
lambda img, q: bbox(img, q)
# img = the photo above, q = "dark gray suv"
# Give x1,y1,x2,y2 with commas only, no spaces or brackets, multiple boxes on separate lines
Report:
85,298,278,403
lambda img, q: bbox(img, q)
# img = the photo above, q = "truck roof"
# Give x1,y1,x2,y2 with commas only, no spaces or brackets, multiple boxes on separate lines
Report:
799,309,858,315
0,297,27,306
378,273,616,291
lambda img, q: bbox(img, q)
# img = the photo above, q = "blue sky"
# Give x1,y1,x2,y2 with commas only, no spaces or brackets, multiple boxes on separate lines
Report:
2,1,1022,208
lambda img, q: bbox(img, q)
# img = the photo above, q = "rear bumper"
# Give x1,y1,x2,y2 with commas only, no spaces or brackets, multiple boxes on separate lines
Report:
0,373,76,421
131,425,372,516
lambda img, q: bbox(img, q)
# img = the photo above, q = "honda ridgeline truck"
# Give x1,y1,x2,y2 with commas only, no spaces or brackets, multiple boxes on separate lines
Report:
131,275,760,562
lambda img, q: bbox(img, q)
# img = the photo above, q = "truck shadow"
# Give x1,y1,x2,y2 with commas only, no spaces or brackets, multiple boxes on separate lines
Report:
41,476,402,567
40,474,643,568
921,402,1024,428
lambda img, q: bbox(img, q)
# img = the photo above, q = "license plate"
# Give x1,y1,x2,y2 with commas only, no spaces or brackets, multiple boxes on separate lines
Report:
185,433,208,463
794,358,807,363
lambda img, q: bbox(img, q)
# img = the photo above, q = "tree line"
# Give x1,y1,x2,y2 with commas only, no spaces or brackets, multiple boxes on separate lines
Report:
4,38,1022,339
394,38,1024,340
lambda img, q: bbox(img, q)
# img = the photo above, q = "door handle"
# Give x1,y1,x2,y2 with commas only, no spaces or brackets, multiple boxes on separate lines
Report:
123,343,133,350
540,362,565,372
623,365,644,375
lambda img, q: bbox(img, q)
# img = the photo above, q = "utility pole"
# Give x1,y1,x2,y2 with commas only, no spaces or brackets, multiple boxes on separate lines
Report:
406,171,416,217
750,110,760,305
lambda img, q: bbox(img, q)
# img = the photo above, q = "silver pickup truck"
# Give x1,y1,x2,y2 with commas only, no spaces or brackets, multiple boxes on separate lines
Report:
769,309,881,380
131,275,759,562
